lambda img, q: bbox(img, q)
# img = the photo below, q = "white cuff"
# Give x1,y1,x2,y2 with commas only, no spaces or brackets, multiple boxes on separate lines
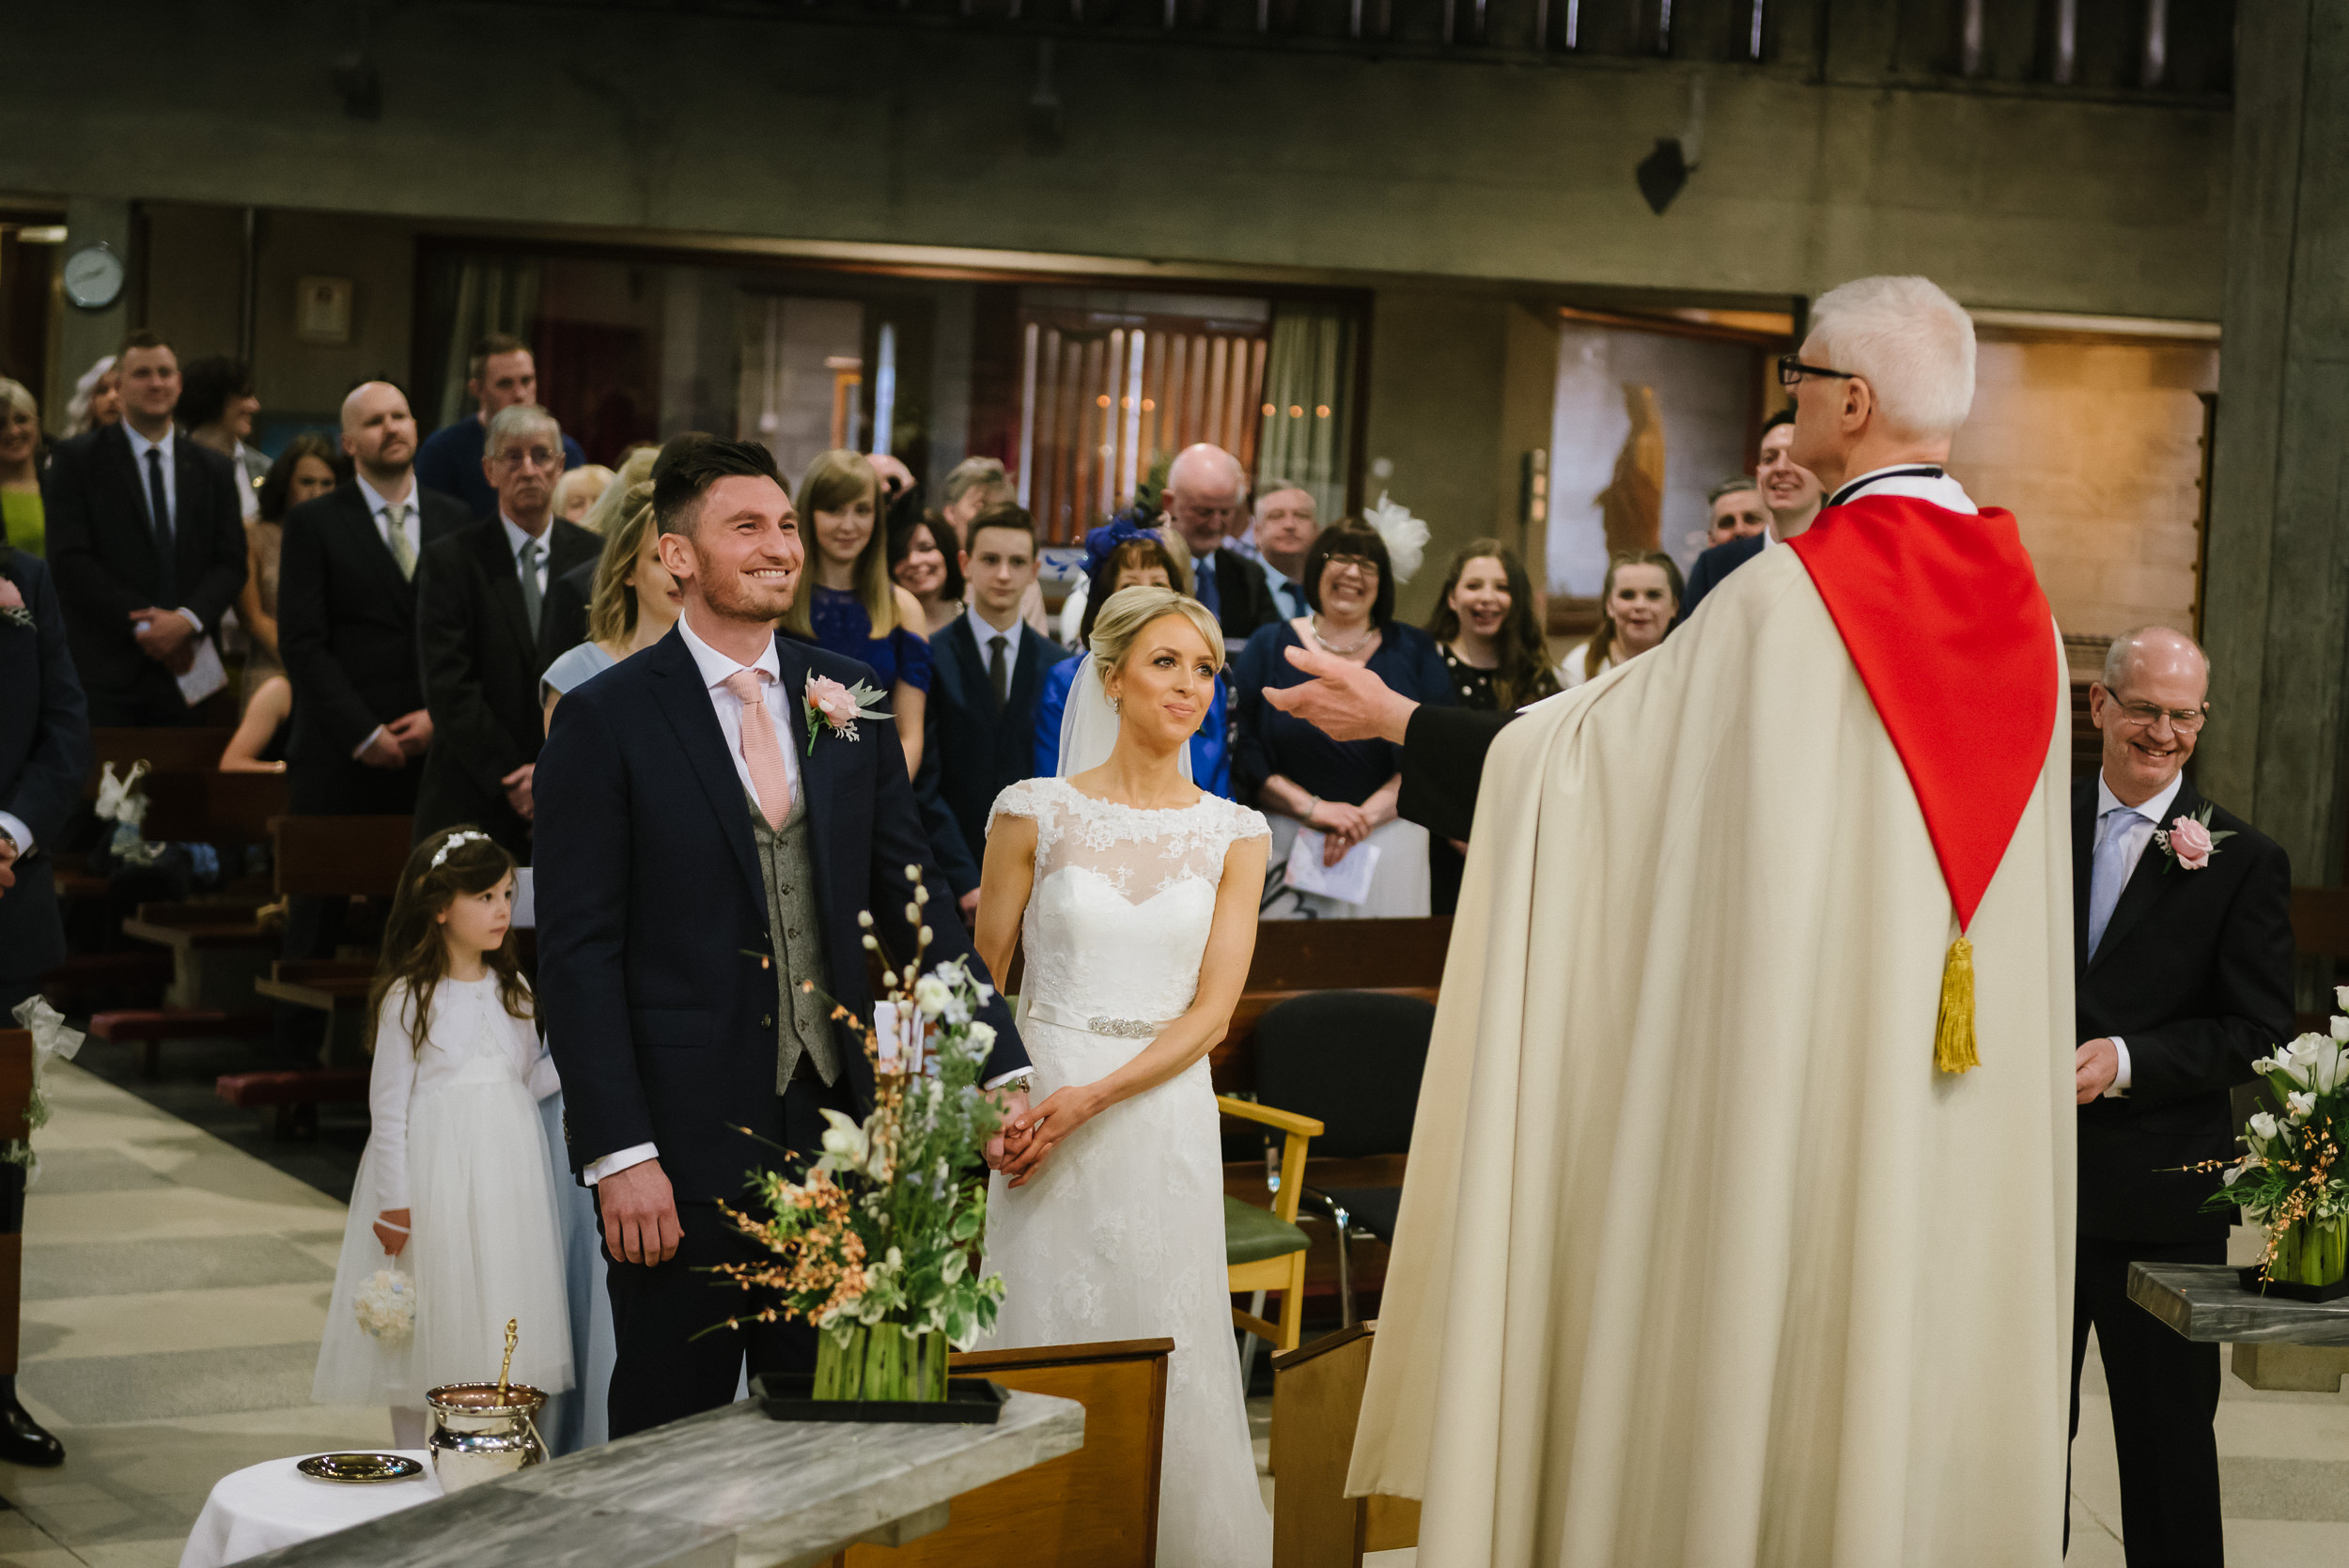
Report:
583,1142,659,1186
177,607,205,634
0,811,32,859
352,724,388,761
983,1069,1034,1094
2104,1037,2131,1097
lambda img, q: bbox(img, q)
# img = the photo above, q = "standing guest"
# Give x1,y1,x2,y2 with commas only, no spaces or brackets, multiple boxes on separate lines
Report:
1235,519,1450,919
0,540,83,1469
539,446,659,665
1423,540,1560,915
1701,475,1770,547
61,355,119,439
43,330,246,725
1249,479,1319,621
414,404,598,858
1562,551,1681,688
1680,410,1828,623
538,482,680,728
916,504,1071,924
889,516,965,636
239,434,339,710
413,334,585,521
1158,443,1280,644
553,464,615,527
932,457,1047,635
2069,626,2292,1566
786,449,931,778
177,356,268,520
0,380,44,556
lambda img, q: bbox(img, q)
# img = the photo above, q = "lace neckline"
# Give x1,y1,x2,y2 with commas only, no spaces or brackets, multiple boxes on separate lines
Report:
1051,777,1218,819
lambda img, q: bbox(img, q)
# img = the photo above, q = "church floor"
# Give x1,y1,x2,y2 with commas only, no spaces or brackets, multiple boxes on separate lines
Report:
1,1058,2344,1566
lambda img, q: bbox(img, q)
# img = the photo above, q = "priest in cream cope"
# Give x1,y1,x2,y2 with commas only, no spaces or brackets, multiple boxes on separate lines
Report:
1346,276,2077,1566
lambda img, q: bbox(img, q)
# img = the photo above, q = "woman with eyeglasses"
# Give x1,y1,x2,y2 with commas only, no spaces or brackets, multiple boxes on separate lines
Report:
1234,520,1452,919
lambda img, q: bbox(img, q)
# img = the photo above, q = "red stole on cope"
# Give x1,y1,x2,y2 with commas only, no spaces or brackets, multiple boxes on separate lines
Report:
1786,493,2057,1072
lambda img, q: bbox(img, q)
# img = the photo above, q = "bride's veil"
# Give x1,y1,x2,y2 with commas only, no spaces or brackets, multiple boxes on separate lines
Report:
1053,651,1194,783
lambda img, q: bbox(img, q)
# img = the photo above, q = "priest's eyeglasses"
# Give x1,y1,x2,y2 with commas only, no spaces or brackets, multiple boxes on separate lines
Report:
1777,353,1857,388
2113,699,2207,733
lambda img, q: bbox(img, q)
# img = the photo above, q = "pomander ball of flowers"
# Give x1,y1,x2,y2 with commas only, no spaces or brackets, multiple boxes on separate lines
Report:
354,1267,416,1343
2206,986,2349,1290
712,868,1008,1401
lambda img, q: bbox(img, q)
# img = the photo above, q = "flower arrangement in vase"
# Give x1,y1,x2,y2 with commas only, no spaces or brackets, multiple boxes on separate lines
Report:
711,869,1007,1403
2204,989,2349,1298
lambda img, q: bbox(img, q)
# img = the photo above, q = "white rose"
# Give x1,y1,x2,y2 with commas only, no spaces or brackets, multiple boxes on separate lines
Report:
913,975,953,1017
2332,1017,2349,1042
965,1021,996,1052
2337,984,2349,1012
2288,1090,2318,1120
2248,1111,2279,1141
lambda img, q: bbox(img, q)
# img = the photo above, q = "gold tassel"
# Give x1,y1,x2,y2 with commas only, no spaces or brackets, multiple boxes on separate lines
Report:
1934,935,1979,1075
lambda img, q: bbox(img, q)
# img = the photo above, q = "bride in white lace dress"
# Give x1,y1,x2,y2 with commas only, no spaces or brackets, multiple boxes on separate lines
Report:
974,585,1273,1568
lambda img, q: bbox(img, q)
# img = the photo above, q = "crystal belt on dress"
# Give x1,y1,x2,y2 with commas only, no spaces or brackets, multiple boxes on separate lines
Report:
1023,999,1176,1040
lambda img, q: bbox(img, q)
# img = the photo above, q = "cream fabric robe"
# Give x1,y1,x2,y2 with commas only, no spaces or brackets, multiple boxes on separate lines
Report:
1347,541,2075,1567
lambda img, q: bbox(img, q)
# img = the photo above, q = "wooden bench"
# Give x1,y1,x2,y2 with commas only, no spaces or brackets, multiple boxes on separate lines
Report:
39,949,173,1013
88,1006,271,1079
215,1066,372,1140
254,958,374,1014
1269,1322,1419,1567
86,727,238,785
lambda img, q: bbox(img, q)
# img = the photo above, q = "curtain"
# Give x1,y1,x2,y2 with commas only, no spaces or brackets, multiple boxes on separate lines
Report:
434,258,543,430
1255,303,1356,524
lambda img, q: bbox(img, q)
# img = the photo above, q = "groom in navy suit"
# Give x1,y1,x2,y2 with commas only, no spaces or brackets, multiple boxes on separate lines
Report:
536,438,1034,1437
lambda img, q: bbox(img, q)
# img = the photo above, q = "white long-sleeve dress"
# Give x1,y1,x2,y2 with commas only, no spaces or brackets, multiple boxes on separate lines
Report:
314,975,573,1406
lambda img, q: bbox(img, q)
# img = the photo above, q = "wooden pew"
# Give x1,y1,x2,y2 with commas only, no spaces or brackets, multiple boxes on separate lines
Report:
1269,1323,1417,1568
1209,919,1449,1093
85,727,237,788
845,1338,1172,1568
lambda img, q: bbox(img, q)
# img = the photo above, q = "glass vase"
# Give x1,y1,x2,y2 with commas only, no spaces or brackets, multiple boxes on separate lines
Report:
2269,1213,2349,1288
812,1323,950,1403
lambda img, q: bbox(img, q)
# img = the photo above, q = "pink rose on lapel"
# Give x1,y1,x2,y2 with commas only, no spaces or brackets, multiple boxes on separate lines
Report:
0,575,30,630
801,673,889,756
2165,815,2215,870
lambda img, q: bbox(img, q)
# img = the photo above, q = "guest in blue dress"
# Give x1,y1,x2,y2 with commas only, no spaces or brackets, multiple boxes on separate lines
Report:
1033,519,1229,796
785,450,932,777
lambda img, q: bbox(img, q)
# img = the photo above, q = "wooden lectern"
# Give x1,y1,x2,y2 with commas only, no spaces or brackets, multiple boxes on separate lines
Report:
1270,1322,1417,1567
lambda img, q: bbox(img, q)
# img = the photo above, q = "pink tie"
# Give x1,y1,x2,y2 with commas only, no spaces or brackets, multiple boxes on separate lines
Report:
722,669,794,830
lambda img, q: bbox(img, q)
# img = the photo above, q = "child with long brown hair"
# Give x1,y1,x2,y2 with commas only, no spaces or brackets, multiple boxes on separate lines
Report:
314,828,572,1447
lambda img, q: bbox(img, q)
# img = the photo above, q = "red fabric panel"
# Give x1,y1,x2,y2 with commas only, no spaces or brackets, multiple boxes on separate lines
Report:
1786,495,2057,931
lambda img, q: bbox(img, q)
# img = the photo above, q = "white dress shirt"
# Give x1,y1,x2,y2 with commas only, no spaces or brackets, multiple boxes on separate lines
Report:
123,424,203,633
350,473,426,761
2090,768,2186,1097
965,600,1024,692
501,514,553,597
1827,463,1979,516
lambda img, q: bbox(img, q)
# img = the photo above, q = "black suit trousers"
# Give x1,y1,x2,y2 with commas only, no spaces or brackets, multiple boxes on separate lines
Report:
599,1072,859,1439
2069,1234,2226,1567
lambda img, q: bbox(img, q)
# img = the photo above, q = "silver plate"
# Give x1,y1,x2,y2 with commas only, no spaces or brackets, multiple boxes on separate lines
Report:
297,1452,425,1485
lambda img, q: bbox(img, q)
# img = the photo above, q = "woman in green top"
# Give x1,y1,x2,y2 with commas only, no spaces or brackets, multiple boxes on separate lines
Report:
0,380,40,556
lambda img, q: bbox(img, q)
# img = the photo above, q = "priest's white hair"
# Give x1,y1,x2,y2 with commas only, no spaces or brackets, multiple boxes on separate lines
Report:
1807,275,1977,442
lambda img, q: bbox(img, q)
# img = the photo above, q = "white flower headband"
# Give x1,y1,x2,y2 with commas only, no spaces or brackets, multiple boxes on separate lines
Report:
429,831,491,870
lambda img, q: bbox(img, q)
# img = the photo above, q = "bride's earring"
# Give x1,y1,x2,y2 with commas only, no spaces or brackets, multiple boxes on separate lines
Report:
1110,694,1124,714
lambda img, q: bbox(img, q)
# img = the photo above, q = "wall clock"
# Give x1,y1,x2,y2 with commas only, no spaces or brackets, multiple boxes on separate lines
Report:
62,243,125,312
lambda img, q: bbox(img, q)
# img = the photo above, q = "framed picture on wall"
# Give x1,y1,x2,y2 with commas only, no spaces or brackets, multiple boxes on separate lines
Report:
295,276,353,344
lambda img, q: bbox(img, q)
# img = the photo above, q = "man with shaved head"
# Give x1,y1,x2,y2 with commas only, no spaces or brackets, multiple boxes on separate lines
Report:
2070,623,2292,1563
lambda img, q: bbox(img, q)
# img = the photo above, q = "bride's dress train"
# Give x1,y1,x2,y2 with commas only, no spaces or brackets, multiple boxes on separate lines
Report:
980,777,1273,1568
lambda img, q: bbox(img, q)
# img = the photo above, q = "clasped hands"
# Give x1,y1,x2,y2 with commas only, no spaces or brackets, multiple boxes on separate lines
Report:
129,607,198,672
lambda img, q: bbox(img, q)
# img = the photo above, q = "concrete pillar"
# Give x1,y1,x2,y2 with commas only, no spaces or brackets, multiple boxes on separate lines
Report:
49,196,133,427
2198,1,2349,884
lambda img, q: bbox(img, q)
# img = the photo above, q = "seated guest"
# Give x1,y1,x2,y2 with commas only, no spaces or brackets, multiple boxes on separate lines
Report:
1563,551,1681,688
218,675,290,773
539,482,679,729
1701,475,1770,548
786,449,931,777
177,356,268,519
1249,478,1319,621
414,404,599,858
0,380,45,556
43,330,247,725
554,464,615,527
413,333,586,520
1235,519,1451,919
240,434,340,711
61,355,118,439
1034,521,1229,797
1423,539,1560,914
889,515,964,637
1679,409,1826,622
917,504,1072,923
539,445,659,664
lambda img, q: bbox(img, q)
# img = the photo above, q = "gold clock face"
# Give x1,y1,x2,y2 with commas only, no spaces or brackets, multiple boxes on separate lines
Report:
62,243,125,311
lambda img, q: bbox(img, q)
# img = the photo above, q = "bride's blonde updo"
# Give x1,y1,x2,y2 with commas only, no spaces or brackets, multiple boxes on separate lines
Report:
1088,586,1226,674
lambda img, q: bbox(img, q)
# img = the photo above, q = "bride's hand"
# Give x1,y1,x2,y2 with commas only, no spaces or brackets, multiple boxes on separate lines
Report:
983,1088,1033,1171
1002,1085,1100,1188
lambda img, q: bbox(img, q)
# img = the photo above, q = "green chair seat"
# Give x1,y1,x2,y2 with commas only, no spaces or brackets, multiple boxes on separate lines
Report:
1224,1195,1311,1265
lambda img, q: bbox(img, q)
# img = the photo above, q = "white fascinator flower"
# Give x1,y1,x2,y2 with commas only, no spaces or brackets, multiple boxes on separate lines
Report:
1361,491,1429,584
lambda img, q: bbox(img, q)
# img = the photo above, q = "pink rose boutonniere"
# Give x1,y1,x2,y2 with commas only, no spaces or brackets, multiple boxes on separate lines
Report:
801,674,891,756
0,576,30,631
2153,805,2234,872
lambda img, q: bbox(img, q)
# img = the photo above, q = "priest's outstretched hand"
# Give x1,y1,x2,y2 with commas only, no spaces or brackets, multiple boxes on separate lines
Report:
1264,644,1417,744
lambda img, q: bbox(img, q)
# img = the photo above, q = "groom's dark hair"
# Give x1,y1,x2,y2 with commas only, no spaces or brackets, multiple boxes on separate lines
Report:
655,435,785,537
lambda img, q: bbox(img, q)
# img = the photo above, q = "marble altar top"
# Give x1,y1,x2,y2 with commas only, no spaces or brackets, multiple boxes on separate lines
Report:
2129,1261,2349,1345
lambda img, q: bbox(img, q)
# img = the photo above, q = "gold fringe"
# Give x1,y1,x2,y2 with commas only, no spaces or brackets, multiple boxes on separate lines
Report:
1934,935,1979,1075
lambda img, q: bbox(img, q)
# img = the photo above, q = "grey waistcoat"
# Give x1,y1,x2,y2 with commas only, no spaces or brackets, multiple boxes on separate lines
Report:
747,789,839,1093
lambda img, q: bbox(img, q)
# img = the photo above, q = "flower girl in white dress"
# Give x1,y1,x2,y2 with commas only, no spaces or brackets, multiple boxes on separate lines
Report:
975,586,1273,1568
314,829,573,1446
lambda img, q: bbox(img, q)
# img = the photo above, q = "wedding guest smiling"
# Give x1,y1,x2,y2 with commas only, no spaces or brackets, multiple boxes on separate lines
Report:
539,482,681,730
1562,551,1681,688
0,380,44,556
888,515,964,637
1248,479,1319,620
785,449,931,777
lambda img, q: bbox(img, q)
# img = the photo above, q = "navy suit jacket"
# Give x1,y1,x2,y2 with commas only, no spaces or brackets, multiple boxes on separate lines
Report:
917,616,1070,896
1674,532,1766,627
534,625,1030,1203
0,551,93,983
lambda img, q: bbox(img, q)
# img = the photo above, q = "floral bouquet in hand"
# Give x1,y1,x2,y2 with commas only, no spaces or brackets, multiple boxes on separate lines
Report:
711,868,1008,1401
2202,990,2349,1294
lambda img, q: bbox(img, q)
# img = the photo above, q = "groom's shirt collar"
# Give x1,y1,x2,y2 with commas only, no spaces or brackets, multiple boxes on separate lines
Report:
677,610,799,807
678,607,782,689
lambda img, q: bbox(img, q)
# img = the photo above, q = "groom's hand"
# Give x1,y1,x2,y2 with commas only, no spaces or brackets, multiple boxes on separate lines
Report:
983,1089,1032,1171
599,1159,683,1265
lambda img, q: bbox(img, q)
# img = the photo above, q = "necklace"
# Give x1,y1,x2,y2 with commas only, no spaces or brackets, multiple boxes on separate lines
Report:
1311,614,1376,656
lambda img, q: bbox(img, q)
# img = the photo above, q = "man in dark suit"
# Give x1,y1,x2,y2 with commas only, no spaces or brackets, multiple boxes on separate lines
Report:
2068,625,2293,1564
42,330,246,724
0,544,86,1467
412,333,586,521
413,404,599,858
917,504,1071,921
535,438,1035,1438
1163,443,1280,644
1677,411,1826,625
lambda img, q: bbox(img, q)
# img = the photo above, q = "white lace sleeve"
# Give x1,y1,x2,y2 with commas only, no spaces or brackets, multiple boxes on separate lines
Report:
986,778,1055,847
1225,801,1273,846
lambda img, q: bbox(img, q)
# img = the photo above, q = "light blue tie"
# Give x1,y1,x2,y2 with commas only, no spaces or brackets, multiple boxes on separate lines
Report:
2086,806,2139,957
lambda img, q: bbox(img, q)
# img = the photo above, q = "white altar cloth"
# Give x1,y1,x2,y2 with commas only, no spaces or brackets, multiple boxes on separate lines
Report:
179,1451,440,1567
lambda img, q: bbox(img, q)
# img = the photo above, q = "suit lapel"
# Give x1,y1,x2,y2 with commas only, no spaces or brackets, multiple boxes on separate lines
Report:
172,443,211,588
103,427,166,579
474,521,537,652
942,619,988,711
1002,630,1049,766
649,628,765,908
2072,782,2094,978
2089,776,2200,973
775,638,837,918
339,488,415,610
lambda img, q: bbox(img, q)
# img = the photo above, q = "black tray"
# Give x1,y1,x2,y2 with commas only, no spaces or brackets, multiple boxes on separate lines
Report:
751,1374,1007,1424
2237,1265,2349,1303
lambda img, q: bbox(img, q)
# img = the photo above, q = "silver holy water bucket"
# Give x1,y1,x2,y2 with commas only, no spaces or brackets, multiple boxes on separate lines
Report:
424,1381,548,1492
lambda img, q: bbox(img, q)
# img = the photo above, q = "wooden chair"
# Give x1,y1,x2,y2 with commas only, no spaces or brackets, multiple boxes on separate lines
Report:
1221,1096,1322,1355
1269,1322,1419,1568
842,1338,1173,1568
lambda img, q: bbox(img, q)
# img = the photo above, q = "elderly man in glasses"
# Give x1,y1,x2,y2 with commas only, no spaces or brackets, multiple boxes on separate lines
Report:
2069,624,2292,1565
